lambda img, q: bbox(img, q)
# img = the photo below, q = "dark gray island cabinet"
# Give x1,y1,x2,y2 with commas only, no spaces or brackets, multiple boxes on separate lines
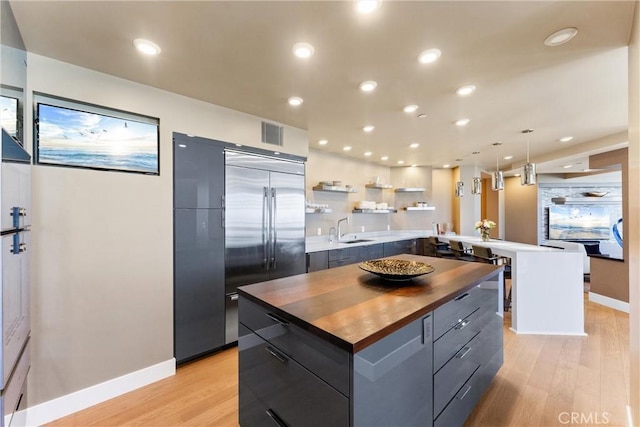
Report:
238,255,503,427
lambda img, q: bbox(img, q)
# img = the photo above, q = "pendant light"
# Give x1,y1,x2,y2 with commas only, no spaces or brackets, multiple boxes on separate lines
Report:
491,143,504,191
455,181,464,197
521,129,536,186
471,151,481,195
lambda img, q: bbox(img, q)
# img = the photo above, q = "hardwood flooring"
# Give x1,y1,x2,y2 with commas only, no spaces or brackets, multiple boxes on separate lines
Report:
46,293,629,427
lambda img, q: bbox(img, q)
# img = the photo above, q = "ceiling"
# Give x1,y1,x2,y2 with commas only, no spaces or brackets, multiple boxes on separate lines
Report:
8,1,635,174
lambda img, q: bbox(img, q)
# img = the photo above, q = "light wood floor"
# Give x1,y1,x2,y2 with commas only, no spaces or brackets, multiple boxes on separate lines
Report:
47,294,629,427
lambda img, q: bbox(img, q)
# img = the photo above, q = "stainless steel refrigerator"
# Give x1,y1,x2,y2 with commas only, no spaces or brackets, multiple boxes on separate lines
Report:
224,151,305,343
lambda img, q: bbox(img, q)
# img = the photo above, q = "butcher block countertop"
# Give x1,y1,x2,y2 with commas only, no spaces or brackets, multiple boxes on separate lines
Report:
238,254,501,353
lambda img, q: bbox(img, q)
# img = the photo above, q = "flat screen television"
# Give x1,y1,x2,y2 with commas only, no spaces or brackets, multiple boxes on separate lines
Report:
1,95,18,137
36,102,159,175
548,205,611,240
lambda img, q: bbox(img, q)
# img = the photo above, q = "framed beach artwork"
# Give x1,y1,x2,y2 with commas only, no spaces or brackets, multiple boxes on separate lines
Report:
35,96,159,175
548,204,611,240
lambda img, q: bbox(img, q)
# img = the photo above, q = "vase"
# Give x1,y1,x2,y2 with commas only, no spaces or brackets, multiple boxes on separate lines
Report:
481,232,490,242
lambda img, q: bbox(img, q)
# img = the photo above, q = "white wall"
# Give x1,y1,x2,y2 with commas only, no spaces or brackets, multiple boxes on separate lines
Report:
26,53,307,406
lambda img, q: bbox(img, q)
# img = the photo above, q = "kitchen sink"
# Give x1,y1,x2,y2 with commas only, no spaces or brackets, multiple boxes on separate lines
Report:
342,239,374,244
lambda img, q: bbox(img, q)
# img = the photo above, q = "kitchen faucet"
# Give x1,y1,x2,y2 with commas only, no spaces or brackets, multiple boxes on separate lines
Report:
337,216,349,242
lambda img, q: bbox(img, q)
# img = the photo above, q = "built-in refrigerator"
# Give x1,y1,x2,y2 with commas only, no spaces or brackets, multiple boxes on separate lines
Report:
224,150,305,343
0,128,30,427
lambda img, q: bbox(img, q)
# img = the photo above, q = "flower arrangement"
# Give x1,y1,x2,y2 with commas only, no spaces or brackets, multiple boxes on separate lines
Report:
475,219,496,241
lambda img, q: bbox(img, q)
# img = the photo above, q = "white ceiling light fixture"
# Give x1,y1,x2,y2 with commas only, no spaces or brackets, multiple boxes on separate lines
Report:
442,164,450,168
318,139,328,145
288,96,303,106
455,118,470,127
364,151,372,157
403,104,419,113
417,48,442,64
563,164,573,169
133,38,161,55
343,146,352,151
355,0,381,14
559,136,574,142
456,85,476,96
397,160,405,165
292,42,315,59
359,80,377,92
544,27,579,47
521,129,537,186
504,155,513,160
381,156,389,161
409,143,420,148
363,125,375,132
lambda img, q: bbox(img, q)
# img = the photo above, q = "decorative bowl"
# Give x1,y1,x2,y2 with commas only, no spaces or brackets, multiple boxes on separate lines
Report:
359,259,435,281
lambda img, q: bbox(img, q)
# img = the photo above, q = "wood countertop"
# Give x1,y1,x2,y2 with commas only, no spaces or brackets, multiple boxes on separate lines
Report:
238,254,502,353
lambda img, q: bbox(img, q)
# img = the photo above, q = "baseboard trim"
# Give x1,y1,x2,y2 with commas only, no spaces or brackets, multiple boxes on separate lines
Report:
588,292,630,313
626,405,633,427
25,358,175,426
508,327,587,336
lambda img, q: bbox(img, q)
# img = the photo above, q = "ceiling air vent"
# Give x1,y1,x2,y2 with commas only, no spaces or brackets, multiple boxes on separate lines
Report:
261,121,283,146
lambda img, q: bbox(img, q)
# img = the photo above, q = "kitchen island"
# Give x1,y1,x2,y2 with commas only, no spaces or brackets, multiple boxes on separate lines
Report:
238,255,503,426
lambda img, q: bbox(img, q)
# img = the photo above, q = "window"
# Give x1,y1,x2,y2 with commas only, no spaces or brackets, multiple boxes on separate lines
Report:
34,94,159,175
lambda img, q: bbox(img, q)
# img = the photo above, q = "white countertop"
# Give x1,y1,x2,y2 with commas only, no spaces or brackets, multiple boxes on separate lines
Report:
305,230,433,253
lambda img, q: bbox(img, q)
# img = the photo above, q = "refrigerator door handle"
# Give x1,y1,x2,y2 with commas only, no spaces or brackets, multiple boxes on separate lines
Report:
271,187,277,269
263,187,269,270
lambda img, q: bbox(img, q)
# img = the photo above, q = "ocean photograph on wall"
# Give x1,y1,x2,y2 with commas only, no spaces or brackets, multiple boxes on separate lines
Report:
36,102,159,174
548,205,611,240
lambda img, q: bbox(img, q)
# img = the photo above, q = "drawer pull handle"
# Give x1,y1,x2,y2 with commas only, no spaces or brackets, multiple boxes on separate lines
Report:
454,292,470,301
456,384,472,401
456,346,472,359
266,409,288,427
265,346,288,364
455,319,471,330
266,313,289,327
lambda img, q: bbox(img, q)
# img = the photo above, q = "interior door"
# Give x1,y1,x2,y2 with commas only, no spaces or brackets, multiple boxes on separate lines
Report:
269,171,305,280
225,165,271,289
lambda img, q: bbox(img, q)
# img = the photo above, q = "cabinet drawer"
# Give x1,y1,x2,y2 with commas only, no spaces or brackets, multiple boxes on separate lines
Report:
328,248,352,262
329,258,353,269
239,326,349,427
434,360,485,427
433,319,502,418
239,296,350,396
433,286,494,340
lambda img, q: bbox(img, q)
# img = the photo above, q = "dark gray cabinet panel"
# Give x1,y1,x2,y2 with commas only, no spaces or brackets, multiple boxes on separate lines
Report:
383,239,417,257
174,208,225,363
307,251,328,272
174,137,224,209
239,324,349,427
353,314,433,426
366,243,384,260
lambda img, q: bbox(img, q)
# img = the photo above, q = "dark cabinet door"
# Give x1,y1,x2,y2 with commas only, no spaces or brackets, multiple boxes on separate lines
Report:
366,243,384,260
174,137,224,209
174,208,225,363
307,251,329,272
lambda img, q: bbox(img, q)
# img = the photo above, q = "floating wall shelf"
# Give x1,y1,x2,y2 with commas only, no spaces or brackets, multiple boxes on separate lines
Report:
312,184,358,193
403,206,436,211
365,184,394,190
551,197,622,205
305,208,333,214
352,209,398,214
394,187,425,193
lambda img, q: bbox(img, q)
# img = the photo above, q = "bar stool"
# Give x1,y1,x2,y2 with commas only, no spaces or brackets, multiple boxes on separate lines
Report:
448,240,476,262
428,236,456,258
472,245,512,311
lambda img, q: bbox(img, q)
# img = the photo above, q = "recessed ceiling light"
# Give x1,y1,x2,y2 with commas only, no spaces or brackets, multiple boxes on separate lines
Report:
381,156,389,161
563,164,573,169
318,139,328,145
455,118,470,126
411,164,417,168
442,164,450,168
133,38,161,55
514,173,521,177
456,85,476,96
417,114,428,119
410,143,420,148
559,136,574,142
355,0,381,14
403,104,419,113
504,155,514,160
343,146,352,151
418,48,442,64
363,125,375,132
292,42,314,58
178,144,187,148
397,160,405,165
364,151,372,156
544,27,578,47
359,80,377,92
288,96,303,106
